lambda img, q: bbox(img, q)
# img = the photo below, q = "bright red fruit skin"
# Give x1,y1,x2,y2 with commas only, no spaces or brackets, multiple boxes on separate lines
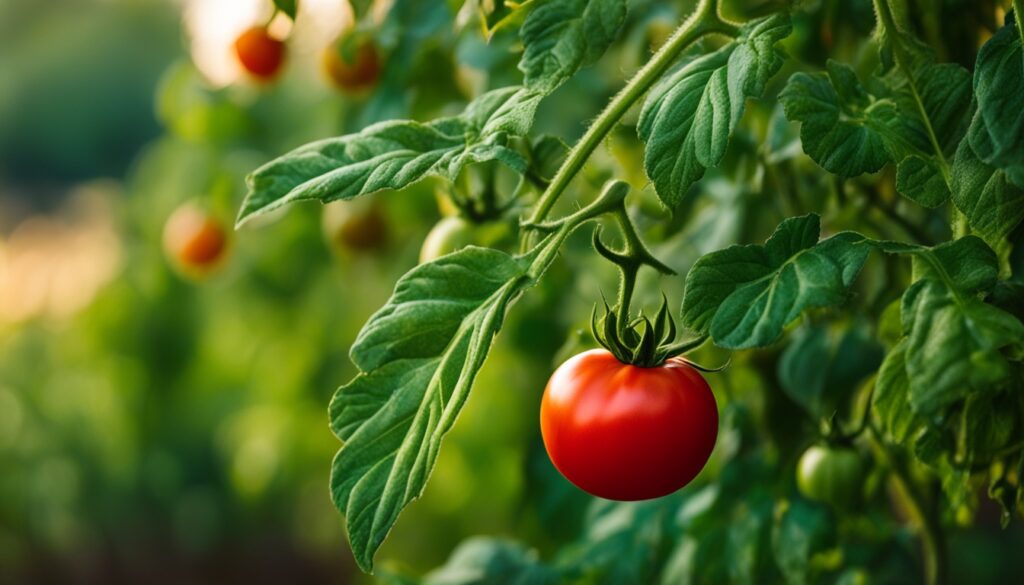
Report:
234,26,286,81
541,349,719,501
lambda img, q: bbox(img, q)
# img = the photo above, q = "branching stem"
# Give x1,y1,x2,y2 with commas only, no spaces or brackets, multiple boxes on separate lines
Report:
524,0,738,233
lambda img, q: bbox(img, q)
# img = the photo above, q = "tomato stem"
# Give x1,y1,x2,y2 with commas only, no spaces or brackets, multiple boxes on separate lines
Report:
524,0,739,232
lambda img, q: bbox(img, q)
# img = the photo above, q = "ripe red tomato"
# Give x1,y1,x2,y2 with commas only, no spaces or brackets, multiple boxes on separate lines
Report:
323,37,381,93
234,26,286,81
541,349,719,501
163,203,229,276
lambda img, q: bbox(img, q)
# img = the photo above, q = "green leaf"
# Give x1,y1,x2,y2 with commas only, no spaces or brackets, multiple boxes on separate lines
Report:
783,56,970,208
638,13,791,207
780,60,923,178
872,339,924,443
958,390,1021,465
329,243,553,572
273,0,297,20
237,87,538,226
559,498,675,584
910,235,999,292
900,238,1024,415
419,537,558,585
890,61,973,207
771,499,836,585
681,214,872,349
968,13,1024,185
778,325,884,418
953,121,1024,255
518,0,627,93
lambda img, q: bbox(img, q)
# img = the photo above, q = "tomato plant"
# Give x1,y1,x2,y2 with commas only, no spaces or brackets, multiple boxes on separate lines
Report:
228,0,1024,581
0,0,1004,582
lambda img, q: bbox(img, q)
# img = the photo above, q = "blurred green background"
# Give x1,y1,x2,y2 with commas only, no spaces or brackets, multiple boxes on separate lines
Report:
1,0,1023,584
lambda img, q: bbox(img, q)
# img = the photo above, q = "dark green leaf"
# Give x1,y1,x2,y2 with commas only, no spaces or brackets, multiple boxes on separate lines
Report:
639,13,791,207
905,235,1024,413
952,124,1024,256
558,498,675,585
910,235,999,293
681,214,872,349
421,537,558,585
519,0,627,93
959,390,1021,465
780,60,924,178
778,325,884,418
237,87,538,226
968,13,1024,185
872,340,924,443
329,241,557,571
771,499,836,585
784,56,970,208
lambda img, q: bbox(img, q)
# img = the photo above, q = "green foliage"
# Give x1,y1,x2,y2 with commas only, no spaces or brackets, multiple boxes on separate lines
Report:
778,325,883,419
329,245,546,571
771,499,836,585
237,88,538,226
518,0,627,93
220,0,1024,579
780,61,919,178
680,214,872,349
967,13,1024,187
638,13,791,207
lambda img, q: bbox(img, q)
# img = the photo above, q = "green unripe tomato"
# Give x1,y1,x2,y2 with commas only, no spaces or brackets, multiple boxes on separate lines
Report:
419,216,514,263
796,445,865,510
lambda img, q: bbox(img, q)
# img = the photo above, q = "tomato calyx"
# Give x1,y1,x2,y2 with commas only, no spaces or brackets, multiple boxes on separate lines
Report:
591,296,710,367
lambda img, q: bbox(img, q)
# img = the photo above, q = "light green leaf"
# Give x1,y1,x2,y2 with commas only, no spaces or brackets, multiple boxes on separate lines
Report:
968,13,1024,185
638,13,791,207
951,136,1024,262
681,214,872,349
518,0,627,93
329,242,556,572
237,87,537,226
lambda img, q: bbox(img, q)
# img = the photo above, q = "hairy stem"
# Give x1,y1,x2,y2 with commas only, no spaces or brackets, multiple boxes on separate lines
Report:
525,0,738,229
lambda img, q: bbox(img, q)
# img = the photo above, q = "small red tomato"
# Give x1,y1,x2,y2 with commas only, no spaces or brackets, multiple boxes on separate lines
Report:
323,37,381,93
541,349,718,501
234,26,286,81
163,203,229,276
